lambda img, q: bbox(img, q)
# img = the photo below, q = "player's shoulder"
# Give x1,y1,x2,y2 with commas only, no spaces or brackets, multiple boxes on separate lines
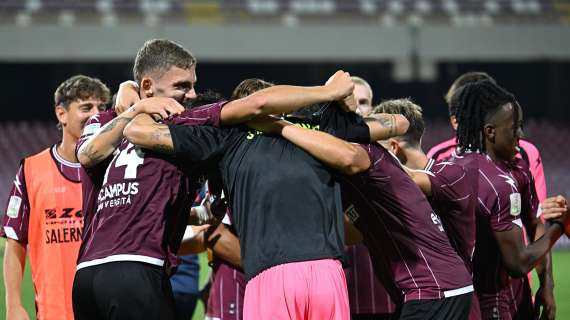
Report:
430,159,466,180
24,146,52,162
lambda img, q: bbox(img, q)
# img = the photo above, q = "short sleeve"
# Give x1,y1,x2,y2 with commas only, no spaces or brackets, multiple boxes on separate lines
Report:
0,161,30,244
75,110,117,157
318,102,370,143
166,101,227,127
428,162,469,209
169,124,229,162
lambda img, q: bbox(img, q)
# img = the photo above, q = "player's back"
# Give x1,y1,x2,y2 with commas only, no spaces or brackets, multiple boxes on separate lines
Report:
218,123,345,281
341,143,472,303
426,156,478,274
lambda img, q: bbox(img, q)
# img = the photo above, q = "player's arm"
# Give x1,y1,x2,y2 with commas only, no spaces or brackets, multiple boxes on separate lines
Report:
219,70,355,125
4,239,29,320
248,115,370,175
78,97,184,167
2,164,31,320
123,114,175,154
364,113,410,142
178,223,241,268
494,201,567,277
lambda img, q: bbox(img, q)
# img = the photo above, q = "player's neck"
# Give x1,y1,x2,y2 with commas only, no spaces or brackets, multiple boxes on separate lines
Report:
57,130,79,163
405,148,428,170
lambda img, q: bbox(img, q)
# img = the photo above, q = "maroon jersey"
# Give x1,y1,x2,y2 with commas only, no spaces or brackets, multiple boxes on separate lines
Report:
341,144,472,304
425,157,478,274
76,103,224,270
344,244,396,315
207,256,245,320
1,145,81,242
424,157,480,319
471,153,538,319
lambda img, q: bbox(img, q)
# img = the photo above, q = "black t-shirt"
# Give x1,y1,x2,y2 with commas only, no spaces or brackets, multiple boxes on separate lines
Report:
169,102,369,281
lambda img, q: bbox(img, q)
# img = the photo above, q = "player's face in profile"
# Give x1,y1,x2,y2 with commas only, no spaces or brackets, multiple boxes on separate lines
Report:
63,98,106,139
489,102,522,161
153,64,197,104
354,83,372,116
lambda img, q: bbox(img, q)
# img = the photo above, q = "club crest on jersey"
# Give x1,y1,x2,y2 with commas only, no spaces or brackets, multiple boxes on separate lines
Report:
510,193,521,216
6,196,22,218
345,204,359,222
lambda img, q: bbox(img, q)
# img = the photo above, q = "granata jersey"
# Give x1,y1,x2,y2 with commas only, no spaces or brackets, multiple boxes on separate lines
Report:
427,138,546,203
470,152,538,319
76,102,224,270
341,144,473,304
344,244,396,315
424,157,480,319
1,145,83,320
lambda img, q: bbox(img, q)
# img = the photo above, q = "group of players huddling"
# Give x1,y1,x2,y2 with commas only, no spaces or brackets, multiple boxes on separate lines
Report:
3,38,570,320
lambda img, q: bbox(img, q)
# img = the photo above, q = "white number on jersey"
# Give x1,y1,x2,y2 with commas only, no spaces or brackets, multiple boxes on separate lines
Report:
103,143,145,184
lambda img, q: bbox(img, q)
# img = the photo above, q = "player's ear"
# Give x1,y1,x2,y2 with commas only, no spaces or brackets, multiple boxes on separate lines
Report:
450,115,458,130
55,104,68,128
141,77,154,98
483,124,496,143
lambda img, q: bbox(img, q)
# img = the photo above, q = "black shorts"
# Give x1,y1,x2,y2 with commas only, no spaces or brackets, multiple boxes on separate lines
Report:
352,312,399,320
72,261,176,320
399,293,472,320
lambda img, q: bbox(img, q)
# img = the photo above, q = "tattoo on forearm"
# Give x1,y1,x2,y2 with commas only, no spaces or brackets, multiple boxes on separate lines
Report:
99,116,133,135
149,125,174,154
79,144,106,163
375,114,396,136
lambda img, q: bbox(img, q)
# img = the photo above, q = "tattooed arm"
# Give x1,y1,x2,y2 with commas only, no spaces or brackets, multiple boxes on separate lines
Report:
123,114,175,154
364,113,409,142
78,97,183,167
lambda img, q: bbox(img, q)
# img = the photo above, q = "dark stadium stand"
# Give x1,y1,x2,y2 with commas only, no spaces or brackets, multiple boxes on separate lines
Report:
0,0,563,26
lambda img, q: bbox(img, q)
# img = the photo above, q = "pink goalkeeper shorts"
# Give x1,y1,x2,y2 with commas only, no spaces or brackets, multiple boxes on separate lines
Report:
243,259,350,320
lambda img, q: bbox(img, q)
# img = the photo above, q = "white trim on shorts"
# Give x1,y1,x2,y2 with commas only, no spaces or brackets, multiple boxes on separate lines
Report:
76,254,164,271
444,285,474,298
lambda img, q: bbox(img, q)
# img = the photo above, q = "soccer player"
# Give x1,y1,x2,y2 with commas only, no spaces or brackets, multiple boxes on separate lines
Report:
346,76,397,320
1,75,110,320
373,98,480,319
254,104,477,319
427,72,547,205
352,76,374,116
122,74,407,319
73,39,359,320
204,78,273,320
451,79,567,319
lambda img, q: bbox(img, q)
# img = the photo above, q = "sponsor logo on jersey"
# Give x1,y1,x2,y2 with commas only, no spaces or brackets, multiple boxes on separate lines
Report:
345,204,359,222
7,196,22,218
431,212,445,232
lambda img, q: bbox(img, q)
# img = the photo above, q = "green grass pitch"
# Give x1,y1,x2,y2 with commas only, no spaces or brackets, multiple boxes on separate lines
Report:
0,238,569,319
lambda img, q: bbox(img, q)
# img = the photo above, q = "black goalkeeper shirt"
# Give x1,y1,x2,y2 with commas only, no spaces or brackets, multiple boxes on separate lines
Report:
169,102,369,281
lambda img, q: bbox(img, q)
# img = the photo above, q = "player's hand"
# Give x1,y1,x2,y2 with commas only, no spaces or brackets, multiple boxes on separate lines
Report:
246,115,291,136
324,70,355,101
115,81,141,114
131,97,185,120
6,305,30,320
338,93,357,112
534,284,556,320
543,195,569,228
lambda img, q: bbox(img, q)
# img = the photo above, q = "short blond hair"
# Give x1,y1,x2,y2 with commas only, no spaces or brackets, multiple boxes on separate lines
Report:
351,76,373,102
